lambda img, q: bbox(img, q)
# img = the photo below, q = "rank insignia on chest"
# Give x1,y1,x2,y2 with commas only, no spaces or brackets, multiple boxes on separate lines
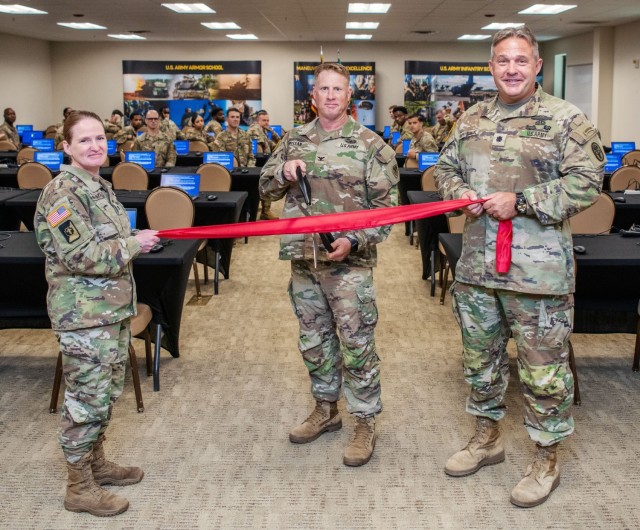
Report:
47,204,71,227
492,133,507,148
58,219,80,244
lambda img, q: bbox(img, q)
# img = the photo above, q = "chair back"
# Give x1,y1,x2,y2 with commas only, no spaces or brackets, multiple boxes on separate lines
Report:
609,165,640,191
447,213,466,234
421,166,437,191
188,140,209,152
112,162,149,190
621,149,640,167
0,140,17,151
405,156,418,169
569,192,616,234
196,163,232,191
17,162,53,189
394,142,404,154
16,147,37,165
145,186,194,230
44,125,58,136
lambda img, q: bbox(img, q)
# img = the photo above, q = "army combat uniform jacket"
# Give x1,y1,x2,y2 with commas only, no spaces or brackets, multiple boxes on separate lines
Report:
0,122,20,149
248,123,281,155
133,131,177,167
409,130,438,154
435,85,605,295
35,165,142,331
259,117,399,268
204,120,223,137
181,126,215,150
213,129,255,167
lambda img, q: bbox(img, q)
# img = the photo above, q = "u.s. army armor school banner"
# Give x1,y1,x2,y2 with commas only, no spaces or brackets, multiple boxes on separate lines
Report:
122,60,262,127
294,62,376,130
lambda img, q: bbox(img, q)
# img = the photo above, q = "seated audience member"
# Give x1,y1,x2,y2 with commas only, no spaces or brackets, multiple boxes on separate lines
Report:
212,108,255,167
431,110,454,148
113,111,144,147
54,107,74,149
181,115,215,150
204,106,225,137
160,106,181,140
0,107,21,149
248,110,280,220
406,114,438,161
132,109,176,168
389,106,412,148
103,110,124,136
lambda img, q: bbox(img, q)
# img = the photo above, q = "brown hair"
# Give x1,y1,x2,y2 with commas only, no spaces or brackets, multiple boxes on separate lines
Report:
491,26,539,60
63,110,104,143
313,62,350,82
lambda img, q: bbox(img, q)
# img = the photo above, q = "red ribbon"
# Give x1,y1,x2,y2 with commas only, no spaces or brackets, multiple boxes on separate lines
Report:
157,198,513,273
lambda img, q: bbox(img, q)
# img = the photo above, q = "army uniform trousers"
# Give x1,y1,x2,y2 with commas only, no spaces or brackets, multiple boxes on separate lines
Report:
451,281,574,446
56,320,131,463
288,260,381,417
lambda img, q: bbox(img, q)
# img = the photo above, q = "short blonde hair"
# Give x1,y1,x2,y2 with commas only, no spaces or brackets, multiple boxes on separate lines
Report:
491,26,539,60
314,62,350,82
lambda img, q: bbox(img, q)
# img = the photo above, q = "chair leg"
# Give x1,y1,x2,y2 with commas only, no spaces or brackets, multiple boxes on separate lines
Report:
245,211,250,244
153,324,162,392
144,326,152,377
439,262,450,306
192,260,202,299
568,340,581,406
203,244,209,284
633,318,640,372
409,220,414,246
49,351,63,414
429,250,436,297
128,344,144,413
214,251,220,295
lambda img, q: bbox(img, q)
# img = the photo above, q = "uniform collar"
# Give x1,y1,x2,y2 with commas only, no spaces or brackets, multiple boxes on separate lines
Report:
60,164,109,192
482,84,547,121
299,116,358,140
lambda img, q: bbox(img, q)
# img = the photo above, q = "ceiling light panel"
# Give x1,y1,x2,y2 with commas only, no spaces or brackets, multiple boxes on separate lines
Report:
108,34,146,40
458,34,491,40
482,22,524,30
519,4,577,15
162,3,215,14
345,34,373,40
346,22,379,29
226,34,258,40
202,22,241,29
0,4,47,14
58,22,107,30
348,4,391,14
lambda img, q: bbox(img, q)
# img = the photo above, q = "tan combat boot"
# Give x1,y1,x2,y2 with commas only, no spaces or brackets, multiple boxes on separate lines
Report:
64,451,129,517
444,416,505,477
343,416,376,467
259,200,279,220
92,435,144,486
510,443,560,508
289,400,342,443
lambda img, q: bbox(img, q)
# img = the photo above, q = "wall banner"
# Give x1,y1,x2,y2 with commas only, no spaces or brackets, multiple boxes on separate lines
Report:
294,62,376,129
122,60,261,127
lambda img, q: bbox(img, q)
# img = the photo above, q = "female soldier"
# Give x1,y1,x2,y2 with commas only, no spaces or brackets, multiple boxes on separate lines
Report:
181,114,215,150
35,111,159,517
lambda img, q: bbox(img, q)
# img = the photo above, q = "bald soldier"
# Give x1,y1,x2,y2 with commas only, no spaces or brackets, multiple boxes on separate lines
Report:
260,63,398,467
435,26,604,508
132,109,176,168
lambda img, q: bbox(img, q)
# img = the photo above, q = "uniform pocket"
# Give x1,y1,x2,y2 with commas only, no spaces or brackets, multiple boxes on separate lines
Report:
355,282,378,326
537,295,574,349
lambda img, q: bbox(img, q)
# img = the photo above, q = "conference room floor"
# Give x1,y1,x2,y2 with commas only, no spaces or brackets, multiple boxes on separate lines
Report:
1,203,639,529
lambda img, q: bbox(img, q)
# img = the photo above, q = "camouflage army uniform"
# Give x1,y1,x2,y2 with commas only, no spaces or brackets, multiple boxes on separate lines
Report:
389,122,412,147
54,125,65,150
0,121,20,148
113,125,140,147
434,85,604,445
133,131,177,167
259,117,399,416
409,130,438,154
181,126,215,150
102,120,122,137
213,129,255,167
248,123,281,155
35,164,142,463
431,116,454,146
204,120,223,137
161,118,182,140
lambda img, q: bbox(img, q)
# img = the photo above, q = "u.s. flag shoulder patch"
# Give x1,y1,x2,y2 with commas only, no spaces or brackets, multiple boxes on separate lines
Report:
47,204,72,227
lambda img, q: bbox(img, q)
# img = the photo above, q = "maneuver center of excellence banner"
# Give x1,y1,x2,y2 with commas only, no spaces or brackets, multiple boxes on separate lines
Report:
122,60,262,127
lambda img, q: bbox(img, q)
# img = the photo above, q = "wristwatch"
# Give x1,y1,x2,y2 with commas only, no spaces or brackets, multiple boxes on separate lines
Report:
515,192,528,215
345,236,359,253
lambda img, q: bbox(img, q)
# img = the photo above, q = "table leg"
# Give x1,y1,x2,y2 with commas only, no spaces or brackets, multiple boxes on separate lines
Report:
153,323,162,391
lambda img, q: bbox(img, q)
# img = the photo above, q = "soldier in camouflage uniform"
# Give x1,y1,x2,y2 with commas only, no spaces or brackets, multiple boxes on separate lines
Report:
0,107,20,149
35,111,159,517
405,113,438,164
204,106,225,137
431,109,454,148
54,107,74,150
132,109,176,168
159,106,182,140
260,63,398,467
213,108,255,167
249,110,282,219
434,26,604,508
102,109,123,137
113,111,144,148
181,115,215,150
389,105,412,149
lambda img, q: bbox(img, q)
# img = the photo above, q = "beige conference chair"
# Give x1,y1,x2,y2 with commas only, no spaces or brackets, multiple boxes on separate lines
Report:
196,162,232,192
569,192,616,234
438,213,466,305
188,140,209,152
111,161,149,190
0,139,17,151
621,149,640,167
17,161,53,189
16,147,37,165
609,165,640,191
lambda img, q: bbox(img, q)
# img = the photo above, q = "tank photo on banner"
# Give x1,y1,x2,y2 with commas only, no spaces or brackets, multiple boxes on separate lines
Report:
404,61,543,127
294,62,376,130
122,60,262,128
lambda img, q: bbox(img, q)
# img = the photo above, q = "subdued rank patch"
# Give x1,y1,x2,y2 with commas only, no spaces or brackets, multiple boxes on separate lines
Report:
591,142,605,162
47,204,71,227
58,219,80,244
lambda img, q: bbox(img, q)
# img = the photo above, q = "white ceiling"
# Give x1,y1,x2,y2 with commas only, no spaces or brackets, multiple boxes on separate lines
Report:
0,0,639,43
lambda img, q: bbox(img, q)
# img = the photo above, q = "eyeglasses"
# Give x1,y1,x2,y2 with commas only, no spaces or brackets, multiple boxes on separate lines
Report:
146,117,159,121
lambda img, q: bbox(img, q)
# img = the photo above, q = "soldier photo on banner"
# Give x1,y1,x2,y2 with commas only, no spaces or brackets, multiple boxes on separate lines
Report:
121,61,262,135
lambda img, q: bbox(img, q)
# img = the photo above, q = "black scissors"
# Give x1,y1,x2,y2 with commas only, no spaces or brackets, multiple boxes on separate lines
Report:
296,166,335,252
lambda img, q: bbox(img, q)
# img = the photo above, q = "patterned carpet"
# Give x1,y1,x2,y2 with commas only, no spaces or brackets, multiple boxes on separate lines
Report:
1,215,639,529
